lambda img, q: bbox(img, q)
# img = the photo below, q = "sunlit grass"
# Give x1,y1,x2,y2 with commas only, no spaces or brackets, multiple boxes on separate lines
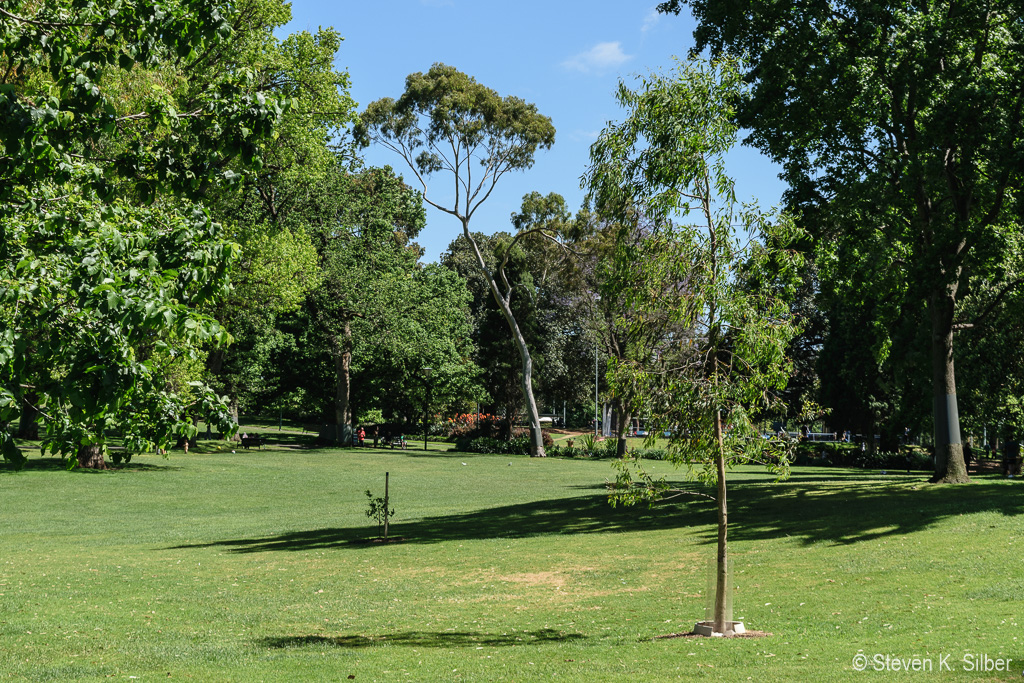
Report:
2,447,1021,681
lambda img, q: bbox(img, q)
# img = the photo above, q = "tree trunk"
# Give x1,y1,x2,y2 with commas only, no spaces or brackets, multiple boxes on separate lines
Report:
16,392,39,440
173,415,198,450
77,444,106,469
462,220,546,457
614,397,630,457
713,408,729,633
333,321,353,447
515,333,546,457
929,288,969,483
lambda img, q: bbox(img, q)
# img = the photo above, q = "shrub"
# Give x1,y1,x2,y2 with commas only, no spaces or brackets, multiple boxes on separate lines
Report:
855,449,932,471
454,436,531,456
794,442,859,466
548,443,582,458
446,414,510,441
793,441,931,471
633,447,667,461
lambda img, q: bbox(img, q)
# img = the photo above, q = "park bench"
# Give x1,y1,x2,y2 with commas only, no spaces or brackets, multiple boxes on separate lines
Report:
381,435,407,450
240,435,264,450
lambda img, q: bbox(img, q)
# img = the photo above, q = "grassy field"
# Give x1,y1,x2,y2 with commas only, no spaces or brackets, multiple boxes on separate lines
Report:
2,445,1022,681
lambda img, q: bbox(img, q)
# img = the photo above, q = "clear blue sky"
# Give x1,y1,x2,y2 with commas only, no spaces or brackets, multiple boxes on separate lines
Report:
282,1,786,262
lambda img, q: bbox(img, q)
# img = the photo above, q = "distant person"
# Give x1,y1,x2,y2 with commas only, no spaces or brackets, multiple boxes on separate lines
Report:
358,426,366,447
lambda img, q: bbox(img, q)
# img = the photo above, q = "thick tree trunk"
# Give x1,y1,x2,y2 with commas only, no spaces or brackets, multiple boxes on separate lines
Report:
929,288,969,483
462,221,546,457
76,444,106,469
713,409,729,633
333,321,353,447
867,416,876,455
16,393,39,440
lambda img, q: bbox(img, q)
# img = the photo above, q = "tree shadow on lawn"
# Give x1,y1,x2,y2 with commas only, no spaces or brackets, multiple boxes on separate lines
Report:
0,457,181,474
226,430,320,449
726,476,1024,546
261,628,586,650
172,478,1024,553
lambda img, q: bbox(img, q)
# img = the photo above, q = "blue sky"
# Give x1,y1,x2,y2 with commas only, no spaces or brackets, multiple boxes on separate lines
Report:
282,1,786,262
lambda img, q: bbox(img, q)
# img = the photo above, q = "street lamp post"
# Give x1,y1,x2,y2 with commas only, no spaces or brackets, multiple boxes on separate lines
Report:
595,342,599,437
423,367,433,451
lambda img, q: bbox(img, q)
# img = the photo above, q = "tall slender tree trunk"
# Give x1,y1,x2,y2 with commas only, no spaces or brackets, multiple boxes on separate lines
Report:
930,287,969,483
333,321,353,447
614,397,630,457
462,221,546,457
713,408,729,633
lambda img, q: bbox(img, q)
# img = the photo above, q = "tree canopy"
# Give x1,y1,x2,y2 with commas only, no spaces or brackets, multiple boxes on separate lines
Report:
659,0,1024,482
1,0,294,466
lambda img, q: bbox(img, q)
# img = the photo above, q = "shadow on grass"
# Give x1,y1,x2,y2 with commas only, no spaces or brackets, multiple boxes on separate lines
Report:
261,628,585,649
725,477,1024,546
0,457,181,474
223,429,321,449
173,492,686,553
172,477,1024,553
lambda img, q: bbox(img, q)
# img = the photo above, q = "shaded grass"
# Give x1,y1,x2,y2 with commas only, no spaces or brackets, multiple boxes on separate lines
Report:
2,447,1022,681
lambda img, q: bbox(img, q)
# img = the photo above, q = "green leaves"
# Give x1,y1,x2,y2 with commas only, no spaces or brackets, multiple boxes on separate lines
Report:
671,0,1024,467
0,0,292,205
586,56,801,499
357,63,555,217
2,191,239,462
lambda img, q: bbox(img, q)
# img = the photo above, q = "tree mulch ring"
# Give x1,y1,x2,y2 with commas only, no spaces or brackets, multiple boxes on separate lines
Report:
654,630,772,640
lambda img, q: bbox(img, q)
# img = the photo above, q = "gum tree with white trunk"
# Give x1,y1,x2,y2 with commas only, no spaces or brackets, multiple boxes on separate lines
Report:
356,64,556,456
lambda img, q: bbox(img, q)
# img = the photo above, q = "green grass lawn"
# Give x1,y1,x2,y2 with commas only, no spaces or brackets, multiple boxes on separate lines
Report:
2,447,1022,681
